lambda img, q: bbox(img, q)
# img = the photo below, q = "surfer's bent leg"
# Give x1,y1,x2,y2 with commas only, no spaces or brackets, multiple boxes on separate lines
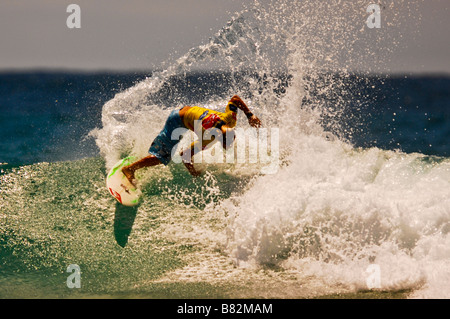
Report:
122,108,185,184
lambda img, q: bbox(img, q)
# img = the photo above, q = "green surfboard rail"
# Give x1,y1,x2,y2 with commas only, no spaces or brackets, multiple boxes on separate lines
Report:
107,156,135,178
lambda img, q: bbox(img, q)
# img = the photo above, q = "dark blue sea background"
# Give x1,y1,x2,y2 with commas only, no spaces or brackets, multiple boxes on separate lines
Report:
0,72,449,167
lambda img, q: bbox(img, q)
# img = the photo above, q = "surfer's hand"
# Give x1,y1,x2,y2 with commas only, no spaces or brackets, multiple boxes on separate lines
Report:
183,162,202,177
248,115,262,128
180,150,202,177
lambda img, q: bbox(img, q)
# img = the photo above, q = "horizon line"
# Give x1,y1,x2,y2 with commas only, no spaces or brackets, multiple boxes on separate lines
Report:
0,67,449,78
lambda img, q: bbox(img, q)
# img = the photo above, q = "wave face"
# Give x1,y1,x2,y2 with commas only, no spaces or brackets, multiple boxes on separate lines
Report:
2,0,450,298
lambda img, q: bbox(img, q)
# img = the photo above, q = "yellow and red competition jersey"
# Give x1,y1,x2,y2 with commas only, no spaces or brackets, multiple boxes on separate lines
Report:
183,100,238,150
183,101,237,131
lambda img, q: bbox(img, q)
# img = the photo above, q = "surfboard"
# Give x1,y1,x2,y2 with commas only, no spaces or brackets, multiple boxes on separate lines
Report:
106,156,142,206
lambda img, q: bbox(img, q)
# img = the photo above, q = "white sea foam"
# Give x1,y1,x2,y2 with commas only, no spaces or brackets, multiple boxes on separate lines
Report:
221,130,450,296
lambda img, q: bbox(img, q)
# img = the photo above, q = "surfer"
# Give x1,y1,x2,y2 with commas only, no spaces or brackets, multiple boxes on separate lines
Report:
122,95,261,183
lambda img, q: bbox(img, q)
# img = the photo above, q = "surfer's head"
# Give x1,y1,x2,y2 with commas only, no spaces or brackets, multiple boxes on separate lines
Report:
226,101,238,113
224,101,237,128
222,110,237,128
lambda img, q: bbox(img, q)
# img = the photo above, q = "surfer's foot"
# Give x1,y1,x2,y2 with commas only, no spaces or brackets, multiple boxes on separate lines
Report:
122,166,136,185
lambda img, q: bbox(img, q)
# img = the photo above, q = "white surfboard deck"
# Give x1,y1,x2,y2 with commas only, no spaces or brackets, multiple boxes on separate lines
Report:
106,157,142,206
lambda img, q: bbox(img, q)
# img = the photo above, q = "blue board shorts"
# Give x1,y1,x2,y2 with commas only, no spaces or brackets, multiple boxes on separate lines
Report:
149,109,185,165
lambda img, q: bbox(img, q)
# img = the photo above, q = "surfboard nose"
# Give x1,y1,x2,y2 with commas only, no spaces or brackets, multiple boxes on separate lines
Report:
106,157,141,207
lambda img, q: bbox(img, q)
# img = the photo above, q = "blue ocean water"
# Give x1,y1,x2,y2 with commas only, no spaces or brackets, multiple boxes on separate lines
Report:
0,72,448,167
0,72,148,166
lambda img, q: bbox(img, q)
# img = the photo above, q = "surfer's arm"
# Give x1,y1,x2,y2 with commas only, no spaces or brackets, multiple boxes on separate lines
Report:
220,125,235,149
229,95,262,128
180,141,203,177
180,125,231,176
